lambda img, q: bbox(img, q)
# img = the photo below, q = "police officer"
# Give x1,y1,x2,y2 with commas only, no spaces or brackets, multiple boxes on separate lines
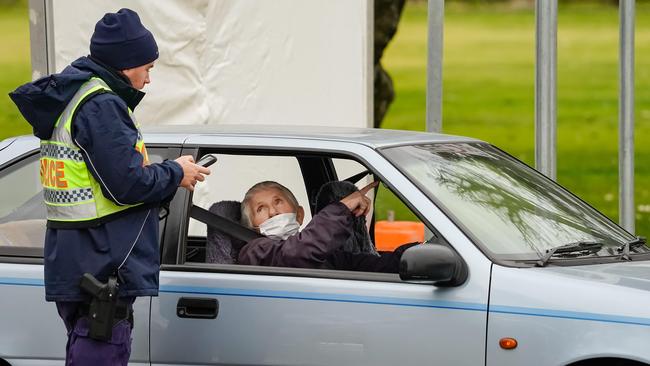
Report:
9,8,209,364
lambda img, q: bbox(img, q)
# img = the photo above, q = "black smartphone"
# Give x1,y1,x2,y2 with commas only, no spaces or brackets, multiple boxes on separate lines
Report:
196,154,218,168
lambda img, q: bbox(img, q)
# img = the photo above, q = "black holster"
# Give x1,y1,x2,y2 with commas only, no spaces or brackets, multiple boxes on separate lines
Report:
79,273,119,341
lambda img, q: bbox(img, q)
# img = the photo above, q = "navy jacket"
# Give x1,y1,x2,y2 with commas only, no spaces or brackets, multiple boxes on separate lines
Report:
9,56,184,301
238,202,414,272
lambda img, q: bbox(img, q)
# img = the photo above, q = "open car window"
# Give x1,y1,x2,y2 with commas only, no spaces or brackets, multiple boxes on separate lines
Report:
186,153,311,263
183,151,438,277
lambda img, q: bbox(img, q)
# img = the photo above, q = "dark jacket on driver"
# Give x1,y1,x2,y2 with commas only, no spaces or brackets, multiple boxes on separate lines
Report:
238,202,414,272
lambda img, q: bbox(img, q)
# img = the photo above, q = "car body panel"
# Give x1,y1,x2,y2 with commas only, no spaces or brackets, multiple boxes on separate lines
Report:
151,271,489,365
0,137,17,152
144,124,480,149
486,263,650,366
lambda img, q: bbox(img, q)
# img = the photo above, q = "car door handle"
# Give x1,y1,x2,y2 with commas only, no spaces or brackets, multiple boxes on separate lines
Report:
176,297,219,319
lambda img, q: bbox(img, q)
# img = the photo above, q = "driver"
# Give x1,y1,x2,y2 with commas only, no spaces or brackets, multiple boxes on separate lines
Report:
237,180,415,272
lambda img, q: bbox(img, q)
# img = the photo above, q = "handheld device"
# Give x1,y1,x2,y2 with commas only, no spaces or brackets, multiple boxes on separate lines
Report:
196,154,218,168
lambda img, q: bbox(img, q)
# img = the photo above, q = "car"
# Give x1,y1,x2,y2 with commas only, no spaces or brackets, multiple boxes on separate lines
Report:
1,125,649,366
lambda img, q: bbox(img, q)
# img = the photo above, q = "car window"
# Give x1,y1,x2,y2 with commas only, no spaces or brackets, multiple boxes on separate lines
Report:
186,153,311,263
381,142,638,261
0,153,45,253
184,153,434,277
0,148,168,258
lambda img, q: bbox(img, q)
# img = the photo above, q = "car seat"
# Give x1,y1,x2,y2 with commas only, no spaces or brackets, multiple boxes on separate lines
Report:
205,200,246,264
315,180,378,255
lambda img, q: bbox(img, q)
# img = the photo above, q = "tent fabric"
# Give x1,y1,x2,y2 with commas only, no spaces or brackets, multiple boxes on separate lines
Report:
50,0,372,128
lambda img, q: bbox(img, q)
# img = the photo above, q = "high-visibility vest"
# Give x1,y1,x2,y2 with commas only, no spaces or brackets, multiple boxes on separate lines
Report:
40,77,150,228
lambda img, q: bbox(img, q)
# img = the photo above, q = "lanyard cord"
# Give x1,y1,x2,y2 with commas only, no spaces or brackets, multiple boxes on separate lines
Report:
118,209,151,270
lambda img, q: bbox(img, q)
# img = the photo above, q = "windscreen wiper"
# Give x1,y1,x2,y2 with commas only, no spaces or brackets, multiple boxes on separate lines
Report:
616,236,647,261
536,241,604,267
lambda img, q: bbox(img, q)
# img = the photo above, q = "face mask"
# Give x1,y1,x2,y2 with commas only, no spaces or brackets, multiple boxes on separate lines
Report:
259,213,300,240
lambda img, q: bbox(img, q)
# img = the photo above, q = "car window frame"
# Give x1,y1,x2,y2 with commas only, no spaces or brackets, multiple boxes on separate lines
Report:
163,146,448,283
176,149,340,264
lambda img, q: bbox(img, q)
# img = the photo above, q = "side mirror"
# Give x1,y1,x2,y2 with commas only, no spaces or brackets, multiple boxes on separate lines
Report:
399,244,468,287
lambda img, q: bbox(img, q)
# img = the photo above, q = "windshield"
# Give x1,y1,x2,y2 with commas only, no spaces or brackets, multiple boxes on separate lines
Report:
381,142,640,261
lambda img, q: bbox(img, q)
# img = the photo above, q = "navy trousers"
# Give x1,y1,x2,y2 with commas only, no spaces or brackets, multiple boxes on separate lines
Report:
56,299,134,365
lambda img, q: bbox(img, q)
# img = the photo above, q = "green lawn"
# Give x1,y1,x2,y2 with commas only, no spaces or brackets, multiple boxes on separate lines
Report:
0,2,31,139
2,1,650,235
381,1,650,236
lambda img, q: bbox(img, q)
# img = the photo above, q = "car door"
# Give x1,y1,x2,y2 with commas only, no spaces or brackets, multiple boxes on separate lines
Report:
0,139,175,365
149,136,492,366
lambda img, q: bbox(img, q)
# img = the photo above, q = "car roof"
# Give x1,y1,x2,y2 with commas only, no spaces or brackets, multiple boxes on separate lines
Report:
143,124,482,149
5,125,483,150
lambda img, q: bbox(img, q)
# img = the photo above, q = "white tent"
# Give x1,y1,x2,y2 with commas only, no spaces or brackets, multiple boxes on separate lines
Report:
31,0,374,128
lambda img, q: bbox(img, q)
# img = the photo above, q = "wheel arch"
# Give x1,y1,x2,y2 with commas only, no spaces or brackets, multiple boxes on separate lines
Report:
567,357,648,366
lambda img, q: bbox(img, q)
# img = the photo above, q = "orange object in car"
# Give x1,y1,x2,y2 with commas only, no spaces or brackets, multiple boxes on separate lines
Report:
374,220,425,251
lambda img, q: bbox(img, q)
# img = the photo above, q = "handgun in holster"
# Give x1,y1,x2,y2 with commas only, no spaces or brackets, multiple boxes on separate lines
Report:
79,273,119,341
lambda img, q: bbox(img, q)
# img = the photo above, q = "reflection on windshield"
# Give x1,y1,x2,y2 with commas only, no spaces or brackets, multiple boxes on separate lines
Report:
382,143,634,259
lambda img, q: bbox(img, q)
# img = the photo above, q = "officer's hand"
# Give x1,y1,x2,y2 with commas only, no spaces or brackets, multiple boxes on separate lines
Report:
175,155,211,191
339,181,378,217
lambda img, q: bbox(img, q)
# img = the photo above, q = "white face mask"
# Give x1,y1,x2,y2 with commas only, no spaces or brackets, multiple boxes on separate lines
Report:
259,212,300,240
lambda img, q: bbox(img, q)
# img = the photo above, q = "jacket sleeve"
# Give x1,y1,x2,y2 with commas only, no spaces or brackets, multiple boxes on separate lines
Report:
238,202,354,268
72,95,184,205
327,242,419,273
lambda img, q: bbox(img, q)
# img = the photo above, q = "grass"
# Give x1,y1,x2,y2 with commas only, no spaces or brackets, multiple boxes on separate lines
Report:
2,1,650,235
0,2,31,139
380,1,650,237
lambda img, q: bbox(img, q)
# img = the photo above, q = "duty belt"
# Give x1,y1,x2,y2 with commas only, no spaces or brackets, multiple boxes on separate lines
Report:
78,301,131,321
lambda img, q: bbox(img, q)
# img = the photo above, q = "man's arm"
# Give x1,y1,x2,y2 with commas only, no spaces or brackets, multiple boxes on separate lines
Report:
72,95,183,205
238,202,354,268
327,242,419,273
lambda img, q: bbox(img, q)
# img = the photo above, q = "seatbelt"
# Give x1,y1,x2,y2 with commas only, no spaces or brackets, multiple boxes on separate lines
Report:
189,205,262,247
343,169,371,184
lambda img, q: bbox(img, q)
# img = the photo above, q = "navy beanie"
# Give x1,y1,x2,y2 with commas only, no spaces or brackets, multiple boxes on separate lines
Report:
90,8,158,70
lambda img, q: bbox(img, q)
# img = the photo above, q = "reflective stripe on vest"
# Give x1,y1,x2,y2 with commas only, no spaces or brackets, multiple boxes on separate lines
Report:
40,77,148,224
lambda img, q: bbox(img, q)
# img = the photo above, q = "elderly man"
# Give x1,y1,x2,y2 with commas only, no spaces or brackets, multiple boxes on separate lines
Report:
238,181,414,272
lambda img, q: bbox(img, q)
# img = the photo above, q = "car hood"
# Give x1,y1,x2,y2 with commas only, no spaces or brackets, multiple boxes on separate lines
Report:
490,259,650,325
542,259,650,292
